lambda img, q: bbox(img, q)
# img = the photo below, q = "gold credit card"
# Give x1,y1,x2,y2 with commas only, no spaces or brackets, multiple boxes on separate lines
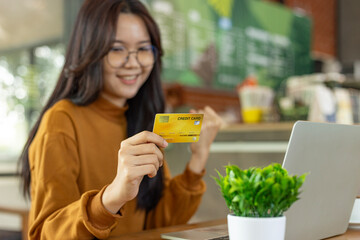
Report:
153,113,204,143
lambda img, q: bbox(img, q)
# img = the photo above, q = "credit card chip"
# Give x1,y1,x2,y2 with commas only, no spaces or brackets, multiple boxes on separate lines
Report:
159,115,169,123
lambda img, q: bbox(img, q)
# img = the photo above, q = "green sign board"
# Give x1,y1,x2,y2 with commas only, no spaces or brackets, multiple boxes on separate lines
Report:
145,0,312,90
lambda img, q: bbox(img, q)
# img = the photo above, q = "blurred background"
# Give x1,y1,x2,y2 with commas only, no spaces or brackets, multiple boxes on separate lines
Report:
1,0,360,239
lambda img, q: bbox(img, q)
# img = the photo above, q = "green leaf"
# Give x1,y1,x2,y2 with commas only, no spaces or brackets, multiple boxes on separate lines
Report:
272,183,281,197
213,163,307,217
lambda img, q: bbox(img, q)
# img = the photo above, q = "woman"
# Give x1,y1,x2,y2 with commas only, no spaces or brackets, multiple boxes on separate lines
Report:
19,0,222,239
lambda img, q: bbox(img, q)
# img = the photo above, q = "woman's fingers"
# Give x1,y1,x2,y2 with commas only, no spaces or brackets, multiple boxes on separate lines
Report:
117,131,165,178
204,106,218,118
123,131,168,148
133,154,160,171
134,164,158,179
201,106,223,129
126,143,164,167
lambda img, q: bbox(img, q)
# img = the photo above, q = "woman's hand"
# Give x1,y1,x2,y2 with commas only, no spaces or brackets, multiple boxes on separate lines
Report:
102,131,168,214
188,106,223,174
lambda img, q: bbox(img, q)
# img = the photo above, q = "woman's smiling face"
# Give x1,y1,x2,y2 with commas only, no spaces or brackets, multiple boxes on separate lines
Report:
102,13,154,107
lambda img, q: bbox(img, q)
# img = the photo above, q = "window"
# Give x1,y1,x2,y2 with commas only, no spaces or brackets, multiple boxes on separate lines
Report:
0,43,64,164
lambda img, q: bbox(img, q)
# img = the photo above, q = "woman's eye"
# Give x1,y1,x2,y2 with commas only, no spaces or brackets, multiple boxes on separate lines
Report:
139,46,152,52
111,46,126,52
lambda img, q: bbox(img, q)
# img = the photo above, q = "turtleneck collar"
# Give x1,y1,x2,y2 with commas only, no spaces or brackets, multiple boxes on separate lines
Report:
89,95,128,124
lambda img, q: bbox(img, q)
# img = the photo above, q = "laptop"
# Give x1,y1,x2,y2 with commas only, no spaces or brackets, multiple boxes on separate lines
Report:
162,121,360,240
161,224,228,240
283,121,360,240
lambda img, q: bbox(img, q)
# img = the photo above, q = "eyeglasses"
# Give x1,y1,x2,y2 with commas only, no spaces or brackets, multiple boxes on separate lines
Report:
106,45,157,68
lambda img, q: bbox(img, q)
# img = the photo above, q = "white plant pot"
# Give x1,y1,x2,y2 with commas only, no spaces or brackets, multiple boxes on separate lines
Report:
227,214,286,240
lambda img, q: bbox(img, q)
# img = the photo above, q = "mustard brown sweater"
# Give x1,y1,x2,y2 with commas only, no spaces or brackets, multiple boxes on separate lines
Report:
28,96,206,239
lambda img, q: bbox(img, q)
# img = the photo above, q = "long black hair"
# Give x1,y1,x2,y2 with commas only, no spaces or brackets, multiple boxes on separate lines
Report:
18,0,165,212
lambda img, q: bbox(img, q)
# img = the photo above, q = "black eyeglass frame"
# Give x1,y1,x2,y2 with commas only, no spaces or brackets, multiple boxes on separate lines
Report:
105,45,158,68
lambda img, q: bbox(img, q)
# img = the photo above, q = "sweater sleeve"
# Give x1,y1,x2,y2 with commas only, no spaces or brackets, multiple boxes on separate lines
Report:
28,112,121,239
145,161,206,229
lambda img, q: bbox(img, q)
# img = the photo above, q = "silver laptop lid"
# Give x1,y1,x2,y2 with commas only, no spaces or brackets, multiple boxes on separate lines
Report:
283,121,360,240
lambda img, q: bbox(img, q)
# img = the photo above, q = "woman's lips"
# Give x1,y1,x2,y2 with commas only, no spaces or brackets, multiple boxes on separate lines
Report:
118,75,138,85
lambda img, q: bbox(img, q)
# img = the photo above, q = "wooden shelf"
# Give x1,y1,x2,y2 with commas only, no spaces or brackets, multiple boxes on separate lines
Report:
221,122,295,132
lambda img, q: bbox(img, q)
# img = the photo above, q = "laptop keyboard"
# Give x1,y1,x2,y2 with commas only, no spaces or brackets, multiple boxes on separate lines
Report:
209,236,229,240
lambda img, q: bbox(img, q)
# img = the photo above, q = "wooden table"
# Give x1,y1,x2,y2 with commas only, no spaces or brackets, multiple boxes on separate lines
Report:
115,219,225,240
116,218,360,240
0,177,30,240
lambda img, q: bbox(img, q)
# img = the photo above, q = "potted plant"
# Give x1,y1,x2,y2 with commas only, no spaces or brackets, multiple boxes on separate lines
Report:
214,163,306,240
